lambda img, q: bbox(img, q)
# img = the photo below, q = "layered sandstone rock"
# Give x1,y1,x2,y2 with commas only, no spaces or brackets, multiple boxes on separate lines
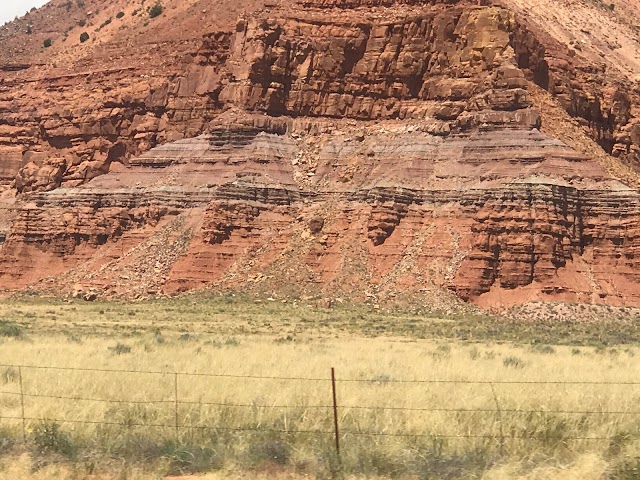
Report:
499,0,640,172
221,7,536,124
1,0,640,309
2,118,639,308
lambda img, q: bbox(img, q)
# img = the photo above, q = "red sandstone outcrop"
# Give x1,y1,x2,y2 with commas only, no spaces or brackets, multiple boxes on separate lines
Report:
2,119,638,307
0,0,640,309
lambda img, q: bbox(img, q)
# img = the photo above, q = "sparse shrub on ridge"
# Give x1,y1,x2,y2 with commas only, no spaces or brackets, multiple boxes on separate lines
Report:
163,441,223,475
1,367,17,384
248,436,292,466
79,31,89,43
0,321,22,338
148,3,163,18
224,336,240,346
109,342,132,355
43,38,52,48
503,355,525,368
33,421,76,457
0,427,14,454
98,18,112,30
532,344,556,354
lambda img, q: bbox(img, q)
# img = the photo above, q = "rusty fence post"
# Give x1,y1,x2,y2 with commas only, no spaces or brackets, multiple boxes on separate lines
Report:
331,367,341,460
18,366,26,443
174,372,180,441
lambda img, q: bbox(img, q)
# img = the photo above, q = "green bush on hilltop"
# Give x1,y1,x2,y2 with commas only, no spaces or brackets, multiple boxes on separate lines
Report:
148,3,163,18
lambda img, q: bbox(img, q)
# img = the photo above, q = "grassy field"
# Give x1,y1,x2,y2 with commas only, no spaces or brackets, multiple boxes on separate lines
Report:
0,295,640,479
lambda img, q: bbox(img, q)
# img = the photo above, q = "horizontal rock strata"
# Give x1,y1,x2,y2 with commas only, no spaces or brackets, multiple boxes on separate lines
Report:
1,121,638,308
0,0,639,309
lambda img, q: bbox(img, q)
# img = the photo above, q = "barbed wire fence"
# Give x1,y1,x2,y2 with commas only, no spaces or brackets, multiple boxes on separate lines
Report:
1,363,638,461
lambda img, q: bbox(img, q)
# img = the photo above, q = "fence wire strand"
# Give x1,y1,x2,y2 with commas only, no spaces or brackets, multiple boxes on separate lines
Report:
0,363,637,446
2,363,640,385
0,416,617,442
5,390,640,416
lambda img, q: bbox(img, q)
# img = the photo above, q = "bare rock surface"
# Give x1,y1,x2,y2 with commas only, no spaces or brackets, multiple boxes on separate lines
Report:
1,0,640,310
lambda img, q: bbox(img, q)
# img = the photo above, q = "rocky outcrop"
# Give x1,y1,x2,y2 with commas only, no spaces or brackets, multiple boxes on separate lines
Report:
2,118,639,308
455,185,640,305
1,0,640,310
221,7,537,125
498,0,640,173
0,33,234,194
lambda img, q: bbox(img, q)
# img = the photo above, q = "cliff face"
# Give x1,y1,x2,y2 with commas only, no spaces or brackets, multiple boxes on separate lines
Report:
0,0,640,309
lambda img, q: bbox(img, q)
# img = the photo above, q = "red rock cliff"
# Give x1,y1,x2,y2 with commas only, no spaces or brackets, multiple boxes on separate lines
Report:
0,0,639,309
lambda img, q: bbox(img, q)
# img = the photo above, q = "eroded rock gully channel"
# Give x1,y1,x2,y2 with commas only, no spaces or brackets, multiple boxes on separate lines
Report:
0,0,639,309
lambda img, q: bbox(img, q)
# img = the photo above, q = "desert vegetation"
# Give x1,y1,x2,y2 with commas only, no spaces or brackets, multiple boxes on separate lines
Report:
148,4,163,19
0,296,639,479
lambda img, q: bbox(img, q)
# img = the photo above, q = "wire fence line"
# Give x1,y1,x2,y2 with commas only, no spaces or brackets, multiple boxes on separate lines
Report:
0,415,619,442
2,415,620,442
3,390,640,416
1,363,639,455
2,363,640,384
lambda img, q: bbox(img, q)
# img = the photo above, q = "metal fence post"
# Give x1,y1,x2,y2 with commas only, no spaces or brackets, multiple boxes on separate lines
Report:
331,367,341,460
490,383,505,455
18,366,26,443
174,372,180,441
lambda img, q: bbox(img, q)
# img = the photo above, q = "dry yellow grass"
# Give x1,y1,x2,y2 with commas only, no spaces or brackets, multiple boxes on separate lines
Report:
0,296,640,478
0,452,624,479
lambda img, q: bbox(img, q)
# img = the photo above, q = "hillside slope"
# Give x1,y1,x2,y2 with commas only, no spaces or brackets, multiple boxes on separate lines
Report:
0,0,639,309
